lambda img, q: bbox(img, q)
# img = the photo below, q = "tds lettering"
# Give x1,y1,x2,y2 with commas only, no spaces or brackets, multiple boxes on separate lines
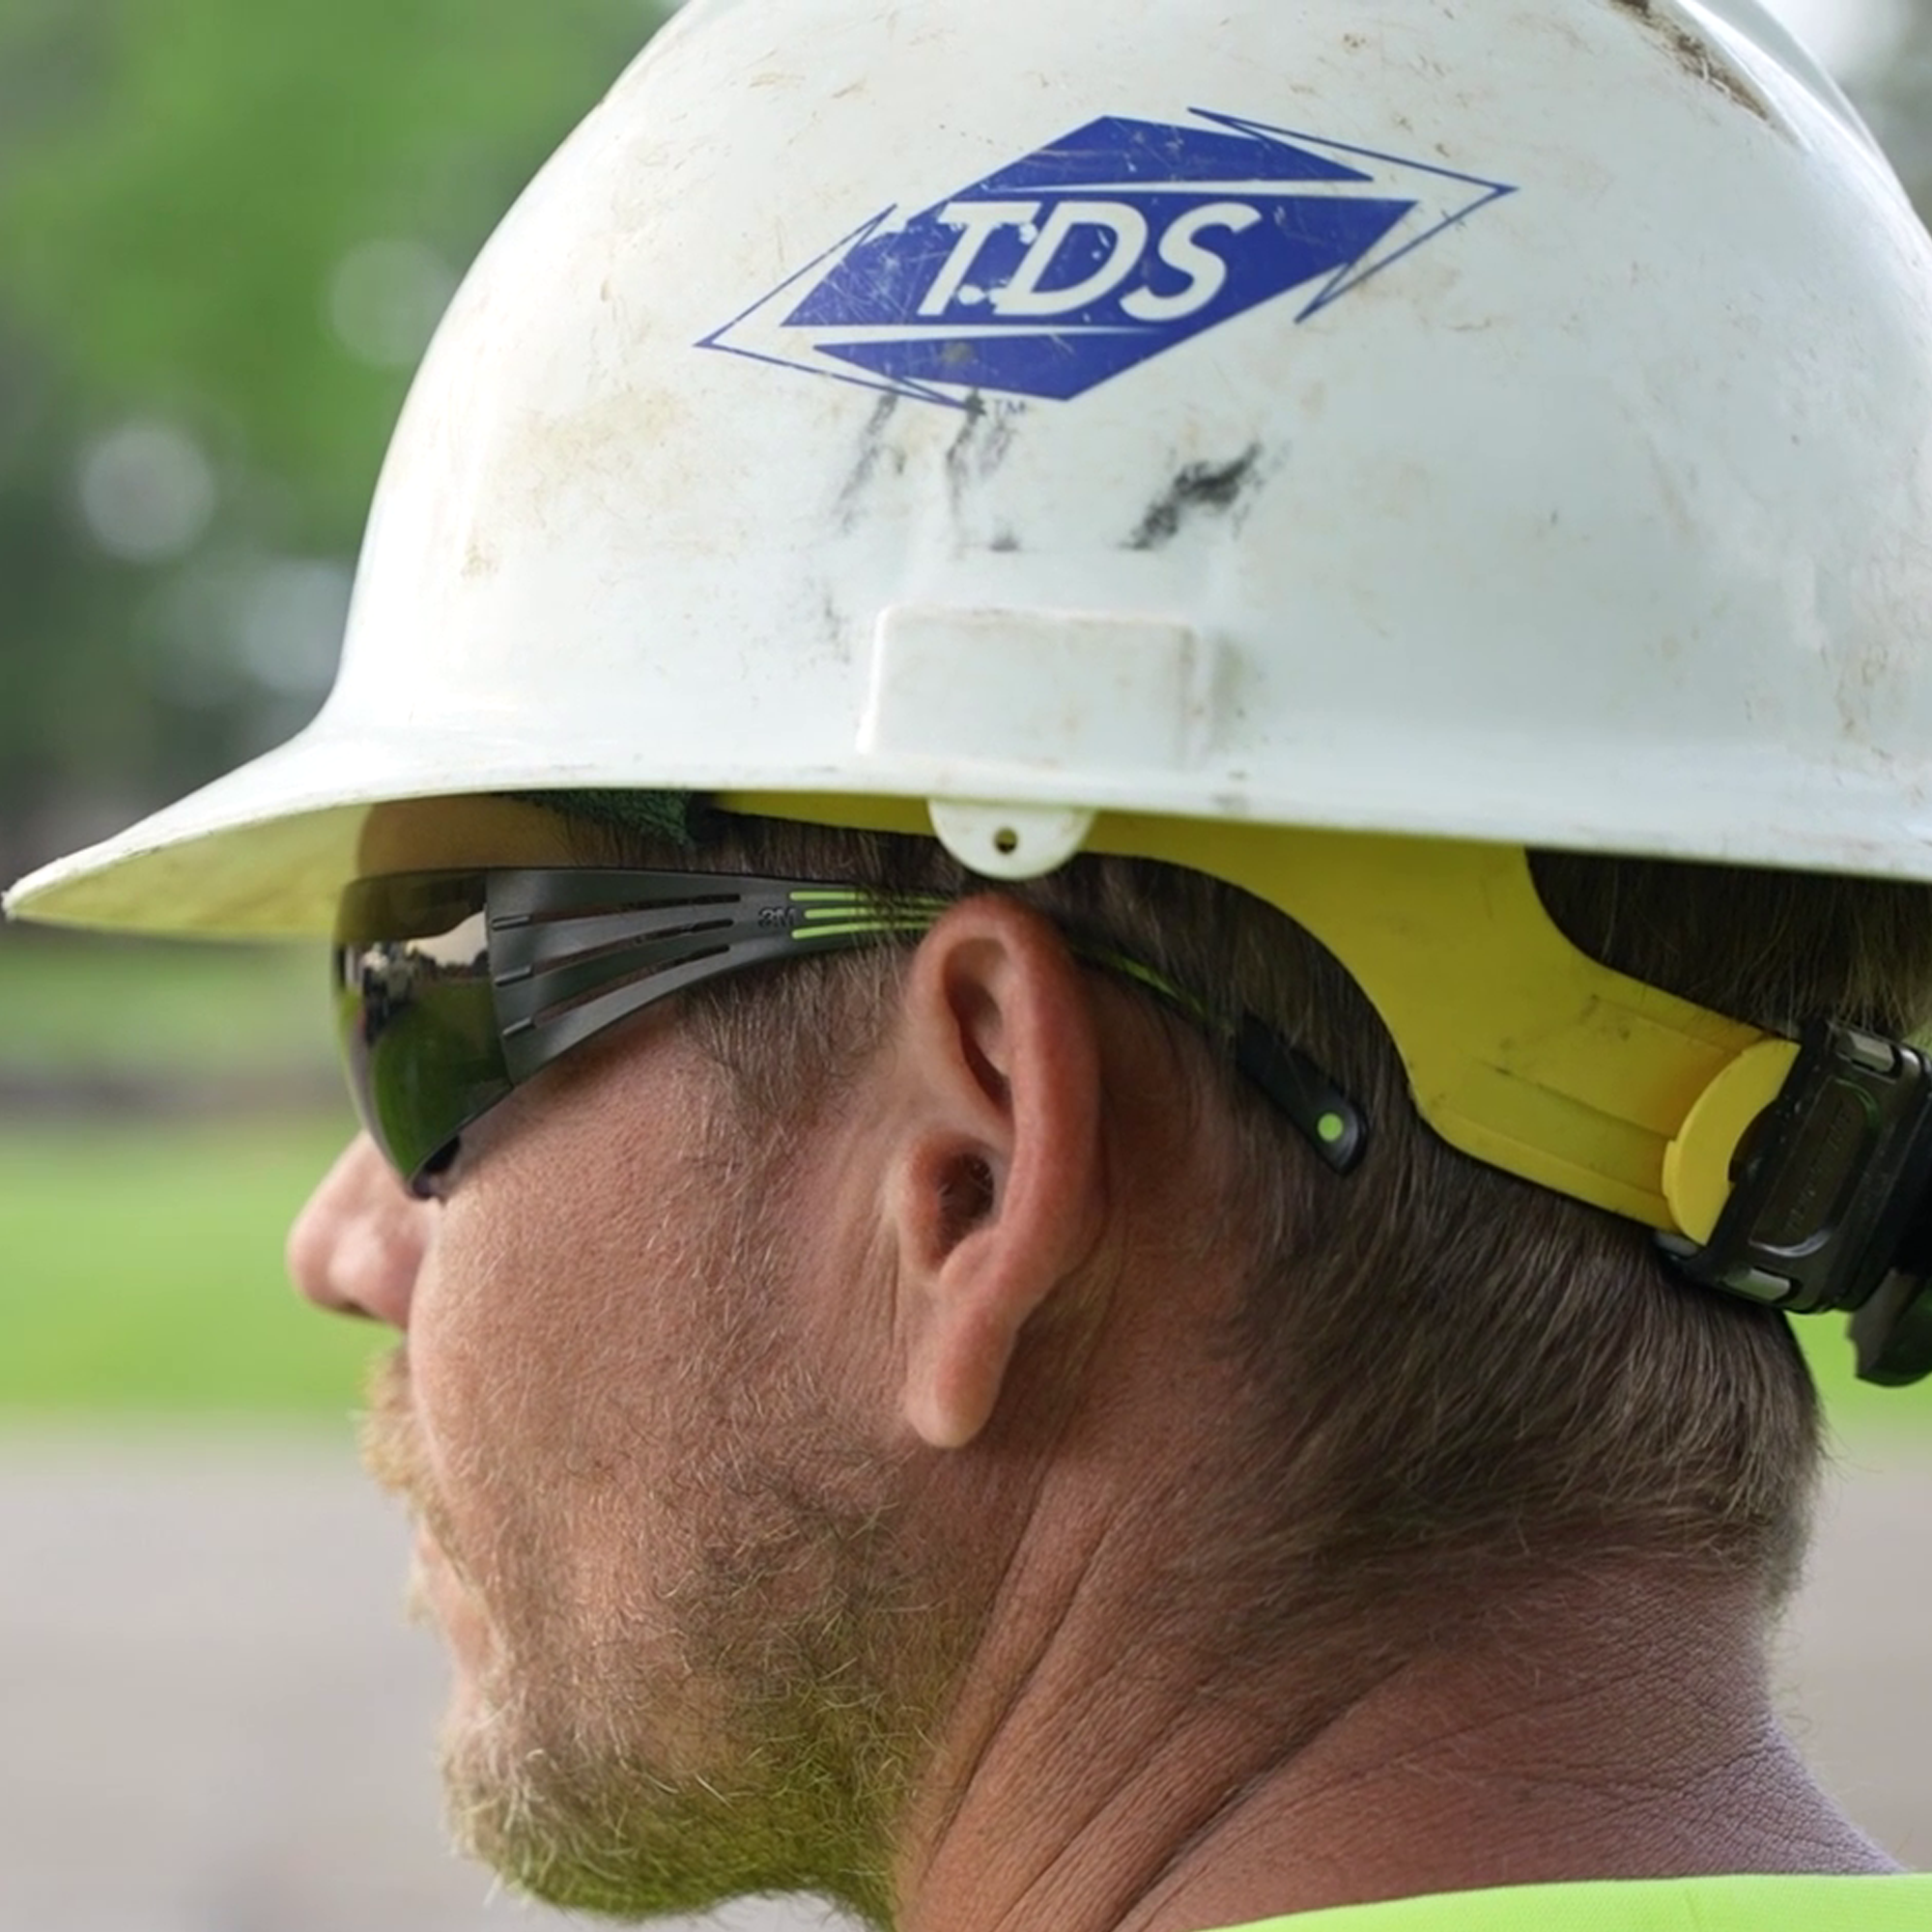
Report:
917,199,1266,324
702,110,1514,408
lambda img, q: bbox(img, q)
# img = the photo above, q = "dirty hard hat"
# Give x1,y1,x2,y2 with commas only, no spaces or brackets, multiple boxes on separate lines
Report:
13,0,1932,1377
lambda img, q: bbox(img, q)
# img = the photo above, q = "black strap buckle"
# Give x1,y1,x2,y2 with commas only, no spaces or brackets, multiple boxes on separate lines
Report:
1659,1020,1932,1386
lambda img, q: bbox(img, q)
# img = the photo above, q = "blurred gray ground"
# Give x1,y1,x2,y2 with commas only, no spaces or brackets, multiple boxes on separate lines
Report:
0,1434,1924,1932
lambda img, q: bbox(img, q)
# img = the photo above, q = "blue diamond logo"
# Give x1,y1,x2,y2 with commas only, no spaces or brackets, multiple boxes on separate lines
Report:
701,109,1515,409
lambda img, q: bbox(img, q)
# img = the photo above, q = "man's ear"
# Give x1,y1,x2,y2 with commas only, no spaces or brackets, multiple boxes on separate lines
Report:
887,894,1105,1450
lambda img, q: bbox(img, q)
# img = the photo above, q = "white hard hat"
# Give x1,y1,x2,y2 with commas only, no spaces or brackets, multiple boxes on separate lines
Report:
12,0,1932,1318
13,0,1931,935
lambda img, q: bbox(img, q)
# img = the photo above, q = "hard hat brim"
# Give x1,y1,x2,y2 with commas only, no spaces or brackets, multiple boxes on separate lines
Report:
14,687,1932,939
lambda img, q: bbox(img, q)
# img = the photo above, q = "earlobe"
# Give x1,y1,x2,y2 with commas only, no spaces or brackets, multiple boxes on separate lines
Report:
889,898,1106,1450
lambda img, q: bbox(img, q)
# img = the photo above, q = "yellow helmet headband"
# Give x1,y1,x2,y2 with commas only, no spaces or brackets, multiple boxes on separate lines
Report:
734,791,1785,1234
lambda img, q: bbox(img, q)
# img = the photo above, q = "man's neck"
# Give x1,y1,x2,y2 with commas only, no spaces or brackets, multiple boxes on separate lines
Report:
892,1567,1895,1932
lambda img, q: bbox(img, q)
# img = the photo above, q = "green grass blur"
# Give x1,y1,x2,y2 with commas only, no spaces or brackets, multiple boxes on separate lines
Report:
0,1117,381,1417
0,932,377,1417
0,930,325,1077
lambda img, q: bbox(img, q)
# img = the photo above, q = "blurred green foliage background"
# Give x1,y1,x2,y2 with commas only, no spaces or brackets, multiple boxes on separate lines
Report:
0,0,667,870
2,1,1931,1425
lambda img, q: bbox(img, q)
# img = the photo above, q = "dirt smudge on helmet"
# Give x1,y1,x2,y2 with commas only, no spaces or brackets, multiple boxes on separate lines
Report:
1609,0,1771,123
1126,444,1264,551
833,390,904,530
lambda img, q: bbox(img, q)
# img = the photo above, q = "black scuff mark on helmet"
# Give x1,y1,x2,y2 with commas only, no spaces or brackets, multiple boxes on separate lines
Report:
1608,0,1771,122
944,395,1025,549
1125,444,1264,552
945,397,1019,521
835,391,905,530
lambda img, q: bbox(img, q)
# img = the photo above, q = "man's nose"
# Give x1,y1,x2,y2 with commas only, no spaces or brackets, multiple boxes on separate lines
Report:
286,1135,432,1328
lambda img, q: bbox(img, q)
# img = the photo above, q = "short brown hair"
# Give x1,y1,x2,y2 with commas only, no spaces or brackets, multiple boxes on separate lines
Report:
554,797,1932,1630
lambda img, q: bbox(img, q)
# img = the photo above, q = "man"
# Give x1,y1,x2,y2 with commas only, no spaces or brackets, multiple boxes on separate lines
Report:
11,1,1932,1927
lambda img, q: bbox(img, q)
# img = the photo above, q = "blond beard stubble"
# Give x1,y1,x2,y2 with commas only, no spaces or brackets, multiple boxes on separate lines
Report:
358,1108,967,1927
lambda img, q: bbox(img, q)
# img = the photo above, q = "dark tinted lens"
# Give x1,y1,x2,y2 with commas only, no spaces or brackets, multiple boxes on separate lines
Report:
333,875,510,1187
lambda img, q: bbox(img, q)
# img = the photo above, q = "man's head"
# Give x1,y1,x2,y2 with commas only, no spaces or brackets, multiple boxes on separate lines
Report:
16,0,1932,1919
288,790,1932,1919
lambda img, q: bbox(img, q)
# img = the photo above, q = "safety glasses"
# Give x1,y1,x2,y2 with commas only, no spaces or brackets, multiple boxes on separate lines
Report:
333,867,1364,1194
